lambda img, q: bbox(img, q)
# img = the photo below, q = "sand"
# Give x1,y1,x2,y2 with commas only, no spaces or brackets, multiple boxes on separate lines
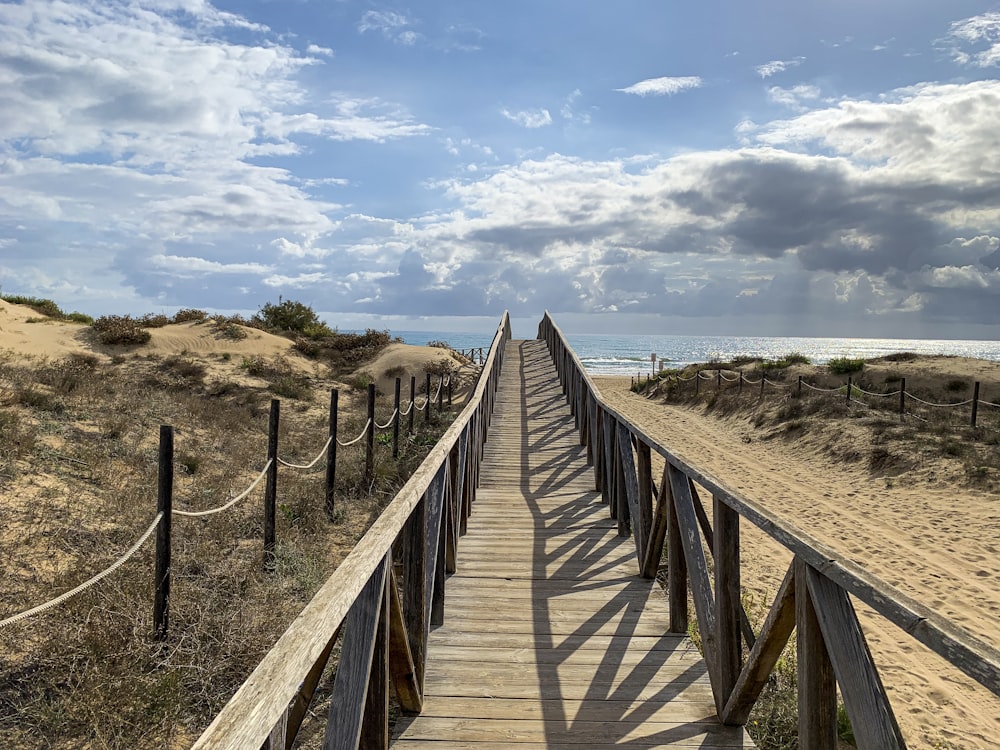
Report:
593,375,1000,749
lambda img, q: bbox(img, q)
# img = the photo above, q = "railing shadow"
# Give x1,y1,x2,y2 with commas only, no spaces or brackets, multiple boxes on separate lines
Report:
514,340,743,747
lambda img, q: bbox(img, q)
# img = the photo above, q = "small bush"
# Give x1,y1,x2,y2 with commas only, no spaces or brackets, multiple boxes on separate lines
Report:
65,311,94,324
945,378,968,393
881,351,918,362
214,320,248,340
270,375,311,400
172,308,208,323
427,340,450,349
254,298,332,338
139,313,171,328
1,294,64,318
348,372,374,392
730,355,760,367
828,357,865,375
92,315,152,345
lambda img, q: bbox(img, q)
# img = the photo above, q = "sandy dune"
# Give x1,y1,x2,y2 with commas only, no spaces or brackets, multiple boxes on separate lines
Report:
593,375,1000,750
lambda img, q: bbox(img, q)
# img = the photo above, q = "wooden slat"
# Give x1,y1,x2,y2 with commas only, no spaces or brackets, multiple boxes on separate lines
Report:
805,565,906,749
387,567,421,713
323,556,388,750
722,563,796,725
360,560,390,749
617,421,644,562
713,495,741,714
795,558,837,750
641,464,669,578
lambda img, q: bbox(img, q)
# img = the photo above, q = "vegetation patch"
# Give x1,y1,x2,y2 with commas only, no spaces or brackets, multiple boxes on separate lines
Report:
92,315,152,345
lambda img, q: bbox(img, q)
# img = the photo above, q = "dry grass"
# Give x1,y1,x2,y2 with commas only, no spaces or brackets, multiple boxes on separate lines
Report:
0,347,461,748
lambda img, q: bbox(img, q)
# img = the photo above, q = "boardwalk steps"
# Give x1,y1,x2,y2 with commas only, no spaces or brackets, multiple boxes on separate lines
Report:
393,340,754,748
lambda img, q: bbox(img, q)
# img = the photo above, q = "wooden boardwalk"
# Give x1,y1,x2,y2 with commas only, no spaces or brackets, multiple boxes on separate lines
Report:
393,340,754,749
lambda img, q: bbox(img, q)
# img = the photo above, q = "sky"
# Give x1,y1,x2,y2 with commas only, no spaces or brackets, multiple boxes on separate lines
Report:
2,1,1000,339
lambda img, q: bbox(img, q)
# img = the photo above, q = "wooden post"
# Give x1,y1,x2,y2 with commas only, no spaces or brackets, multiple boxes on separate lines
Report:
716,370,721,390
899,377,906,422
437,376,443,411
666,473,688,634
714,496,741,714
796,558,838,749
739,372,744,394
846,376,852,403
153,424,173,641
448,376,453,407
971,381,980,427
264,399,279,572
425,373,432,424
366,383,375,484
797,375,802,397
759,375,764,400
408,376,416,435
695,372,700,396
393,378,401,459
325,389,338,517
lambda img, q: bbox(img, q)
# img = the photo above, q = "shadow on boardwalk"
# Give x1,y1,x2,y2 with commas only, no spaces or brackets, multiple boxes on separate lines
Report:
393,340,753,748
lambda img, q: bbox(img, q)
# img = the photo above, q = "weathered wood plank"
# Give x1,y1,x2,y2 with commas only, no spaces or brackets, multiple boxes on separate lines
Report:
721,562,796,725
795,558,837,750
322,556,388,750
387,567,421,714
642,464,670,579
714,494,742,714
805,565,906,749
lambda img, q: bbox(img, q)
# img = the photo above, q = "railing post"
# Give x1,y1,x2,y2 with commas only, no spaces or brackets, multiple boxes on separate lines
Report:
759,375,764,400
393,378,401,459
437,376,444,411
797,375,802,397
667,471,688,633
409,376,416,435
899,377,906,422
154,424,173,641
971,381,980,427
717,370,721,390
325,389,338,517
796,558,838,749
739,371,744,394
366,383,375,484
448,376,453,407
264,399,279,572
425,373,432,424
714,495,741,713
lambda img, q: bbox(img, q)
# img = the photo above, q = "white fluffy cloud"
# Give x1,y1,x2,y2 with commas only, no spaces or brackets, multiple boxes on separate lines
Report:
616,76,702,97
755,58,804,78
501,108,553,128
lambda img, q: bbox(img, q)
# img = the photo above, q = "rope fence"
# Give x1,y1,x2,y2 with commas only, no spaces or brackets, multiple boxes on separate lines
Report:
636,367,999,431
1,371,457,637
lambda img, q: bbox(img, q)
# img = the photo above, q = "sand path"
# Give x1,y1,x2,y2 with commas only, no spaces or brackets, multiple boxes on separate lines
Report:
593,376,1000,750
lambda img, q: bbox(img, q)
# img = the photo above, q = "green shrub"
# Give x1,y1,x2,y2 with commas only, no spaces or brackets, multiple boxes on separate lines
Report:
427,340,450,349
1,294,64,318
254,298,332,338
91,315,152,345
65,311,94,324
828,357,865,375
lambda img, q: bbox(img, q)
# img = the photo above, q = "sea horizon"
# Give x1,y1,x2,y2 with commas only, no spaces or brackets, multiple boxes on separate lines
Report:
389,329,1000,377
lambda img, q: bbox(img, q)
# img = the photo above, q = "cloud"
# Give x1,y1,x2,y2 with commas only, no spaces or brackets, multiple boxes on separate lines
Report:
357,10,421,45
755,58,804,78
945,12,1000,67
767,85,822,111
616,76,702,97
501,108,553,128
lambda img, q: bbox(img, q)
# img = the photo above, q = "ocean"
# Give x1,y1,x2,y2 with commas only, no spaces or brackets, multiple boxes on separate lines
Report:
393,330,1000,377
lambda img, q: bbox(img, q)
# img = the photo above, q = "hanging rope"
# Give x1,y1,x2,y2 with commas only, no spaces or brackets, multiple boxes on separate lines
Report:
277,437,333,470
0,513,163,628
374,409,398,430
337,419,372,447
172,460,273,518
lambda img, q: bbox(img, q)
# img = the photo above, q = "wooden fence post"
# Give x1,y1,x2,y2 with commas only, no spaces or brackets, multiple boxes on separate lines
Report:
264,399,279,572
695,373,700,396
759,375,764,400
325,389,338,517
798,375,803,397
796,558,838,749
739,372,744,394
846,376,852,404
437,376,443,411
717,370,722,390
425,374,432,424
409,376,416,435
393,378,401,459
971,381,980,427
448,376,453,407
154,424,173,641
899,378,906,422
366,383,375,484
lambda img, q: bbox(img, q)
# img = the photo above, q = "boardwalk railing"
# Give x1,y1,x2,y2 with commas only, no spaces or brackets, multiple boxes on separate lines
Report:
192,312,511,750
538,311,1000,749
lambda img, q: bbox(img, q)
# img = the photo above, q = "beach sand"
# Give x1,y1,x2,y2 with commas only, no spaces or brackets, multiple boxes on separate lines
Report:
593,374,1000,749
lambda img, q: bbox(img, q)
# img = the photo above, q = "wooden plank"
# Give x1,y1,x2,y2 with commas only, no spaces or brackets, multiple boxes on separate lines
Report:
417,695,719,723
641,463,670,578
387,567,421,714
636,438,654,563
359,558,390,749
714,494,741,714
666,471,688,634
401,498,426,691
795,558,837,750
322,556,388,750
617,421,644,561
805,565,906,749
722,562,795,725
669,463,717,675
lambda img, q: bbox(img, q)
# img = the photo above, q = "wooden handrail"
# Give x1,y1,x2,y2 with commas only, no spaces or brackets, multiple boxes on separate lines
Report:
537,311,1000,748
193,312,511,749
